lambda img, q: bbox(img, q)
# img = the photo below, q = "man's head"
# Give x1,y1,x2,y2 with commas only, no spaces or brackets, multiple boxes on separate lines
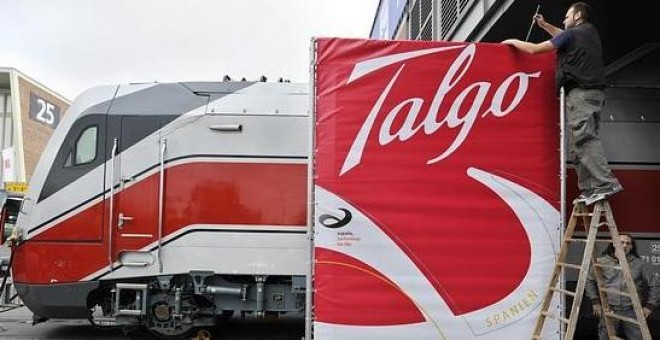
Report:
563,2,592,29
604,233,638,258
619,234,634,255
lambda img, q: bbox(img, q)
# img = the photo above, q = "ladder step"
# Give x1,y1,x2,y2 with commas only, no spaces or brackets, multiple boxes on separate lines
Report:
550,286,576,297
565,238,613,243
572,213,594,217
605,311,640,325
599,288,631,297
556,262,582,270
541,311,569,324
594,263,621,270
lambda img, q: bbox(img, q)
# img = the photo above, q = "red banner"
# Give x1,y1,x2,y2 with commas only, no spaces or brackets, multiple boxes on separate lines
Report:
313,38,560,339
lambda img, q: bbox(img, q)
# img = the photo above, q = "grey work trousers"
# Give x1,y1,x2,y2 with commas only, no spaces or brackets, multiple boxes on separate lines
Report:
598,307,643,340
566,88,620,195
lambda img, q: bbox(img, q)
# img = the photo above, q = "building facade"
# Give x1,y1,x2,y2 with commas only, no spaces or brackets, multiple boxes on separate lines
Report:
0,67,70,192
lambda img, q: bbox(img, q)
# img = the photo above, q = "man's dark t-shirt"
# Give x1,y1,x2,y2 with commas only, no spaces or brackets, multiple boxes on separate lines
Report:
550,22,606,92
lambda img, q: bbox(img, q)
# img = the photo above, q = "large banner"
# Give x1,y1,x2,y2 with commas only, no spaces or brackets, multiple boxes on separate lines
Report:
313,38,561,339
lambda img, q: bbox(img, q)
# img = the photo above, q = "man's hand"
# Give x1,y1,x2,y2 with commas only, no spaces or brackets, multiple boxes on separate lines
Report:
592,304,602,318
643,307,652,318
533,14,548,28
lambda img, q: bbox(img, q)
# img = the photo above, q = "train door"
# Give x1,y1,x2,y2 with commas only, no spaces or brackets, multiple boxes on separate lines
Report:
32,114,107,243
108,116,164,267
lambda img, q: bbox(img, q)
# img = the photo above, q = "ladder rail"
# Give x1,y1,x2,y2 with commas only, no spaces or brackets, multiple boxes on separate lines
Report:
564,203,601,339
586,230,618,339
531,202,583,337
602,201,653,340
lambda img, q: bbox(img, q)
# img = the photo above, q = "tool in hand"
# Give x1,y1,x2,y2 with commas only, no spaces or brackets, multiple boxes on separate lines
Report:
525,5,541,42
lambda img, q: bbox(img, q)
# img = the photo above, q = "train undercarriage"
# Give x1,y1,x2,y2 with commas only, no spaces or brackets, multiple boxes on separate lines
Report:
86,273,306,338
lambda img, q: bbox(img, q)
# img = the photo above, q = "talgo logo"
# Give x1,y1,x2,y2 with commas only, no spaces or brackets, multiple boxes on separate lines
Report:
340,43,541,176
319,208,352,229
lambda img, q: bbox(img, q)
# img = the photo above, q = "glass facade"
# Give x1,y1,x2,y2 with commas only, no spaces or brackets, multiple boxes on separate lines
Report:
0,91,13,150
0,90,13,184
373,0,476,41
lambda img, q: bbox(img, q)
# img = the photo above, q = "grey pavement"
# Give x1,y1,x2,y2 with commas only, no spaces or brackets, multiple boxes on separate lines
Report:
0,306,305,339
1,306,133,340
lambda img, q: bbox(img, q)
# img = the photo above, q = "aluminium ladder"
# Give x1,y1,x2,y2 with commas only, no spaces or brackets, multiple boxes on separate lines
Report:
532,199,652,340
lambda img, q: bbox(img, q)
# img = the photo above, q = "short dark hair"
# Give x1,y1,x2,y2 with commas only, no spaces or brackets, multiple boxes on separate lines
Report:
570,2,593,22
603,233,639,258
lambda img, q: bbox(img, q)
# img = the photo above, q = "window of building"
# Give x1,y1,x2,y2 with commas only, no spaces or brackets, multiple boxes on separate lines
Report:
0,93,12,149
440,0,474,39
440,0,458,38
408,0,475,41
409,0,435,41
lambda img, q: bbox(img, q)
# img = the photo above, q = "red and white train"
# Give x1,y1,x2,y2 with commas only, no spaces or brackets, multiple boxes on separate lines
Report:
2,81,311,338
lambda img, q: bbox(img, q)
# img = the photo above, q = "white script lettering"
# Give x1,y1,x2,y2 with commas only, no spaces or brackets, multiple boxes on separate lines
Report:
340,44,540,176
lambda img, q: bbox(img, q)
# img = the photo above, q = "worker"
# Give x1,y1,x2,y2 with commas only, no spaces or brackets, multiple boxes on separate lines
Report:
585,234,659,339
501,2,623,205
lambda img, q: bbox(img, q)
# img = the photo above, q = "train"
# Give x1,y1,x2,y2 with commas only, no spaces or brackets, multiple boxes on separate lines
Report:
1,81,311,338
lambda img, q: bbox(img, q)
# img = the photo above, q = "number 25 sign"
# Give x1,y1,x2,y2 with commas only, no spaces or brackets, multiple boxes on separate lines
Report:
29,92,61,128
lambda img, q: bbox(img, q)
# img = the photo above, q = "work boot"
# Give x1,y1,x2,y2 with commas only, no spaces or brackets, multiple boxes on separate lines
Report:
584,184,624,205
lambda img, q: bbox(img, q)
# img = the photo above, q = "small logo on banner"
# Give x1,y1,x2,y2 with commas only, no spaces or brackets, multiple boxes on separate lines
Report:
319,208,352,229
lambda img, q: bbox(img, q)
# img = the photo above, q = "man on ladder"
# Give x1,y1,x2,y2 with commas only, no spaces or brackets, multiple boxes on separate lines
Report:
502,2,658,339
502,2,623,204
586,234,660,340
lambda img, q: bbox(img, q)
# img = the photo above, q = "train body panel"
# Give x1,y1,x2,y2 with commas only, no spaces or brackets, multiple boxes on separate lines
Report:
567,167,660,234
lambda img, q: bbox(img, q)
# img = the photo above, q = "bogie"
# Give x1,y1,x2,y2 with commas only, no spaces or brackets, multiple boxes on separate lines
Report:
87,273,305,338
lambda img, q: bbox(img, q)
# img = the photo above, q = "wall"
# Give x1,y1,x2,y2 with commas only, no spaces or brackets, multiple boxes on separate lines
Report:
17,75,69,182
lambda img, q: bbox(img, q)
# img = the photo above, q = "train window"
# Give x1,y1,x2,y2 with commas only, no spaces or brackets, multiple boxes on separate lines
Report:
64,125,98,167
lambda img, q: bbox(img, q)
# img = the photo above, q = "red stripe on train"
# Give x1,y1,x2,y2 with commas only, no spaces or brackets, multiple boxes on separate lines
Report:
12,162,307,284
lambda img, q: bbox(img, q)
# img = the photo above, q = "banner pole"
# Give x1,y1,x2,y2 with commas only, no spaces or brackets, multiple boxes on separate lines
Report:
560,87,566,243
559,86,567,340
305,37,318,340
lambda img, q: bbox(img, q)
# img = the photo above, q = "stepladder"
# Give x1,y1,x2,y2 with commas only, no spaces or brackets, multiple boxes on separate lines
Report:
532,199,653,340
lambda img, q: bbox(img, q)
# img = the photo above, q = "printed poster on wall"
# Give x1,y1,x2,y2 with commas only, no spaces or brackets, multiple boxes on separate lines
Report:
313,38,561,339
2,146,16,182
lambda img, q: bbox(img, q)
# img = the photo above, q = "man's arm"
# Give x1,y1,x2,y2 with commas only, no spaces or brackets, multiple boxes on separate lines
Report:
642,264,660,317
501,39,555,55
534,14,563,37
584,263,602,318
